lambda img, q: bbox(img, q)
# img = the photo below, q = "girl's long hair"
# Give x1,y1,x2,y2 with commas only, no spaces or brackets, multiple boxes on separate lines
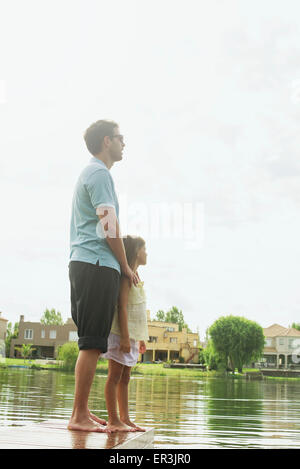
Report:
122,235,145,270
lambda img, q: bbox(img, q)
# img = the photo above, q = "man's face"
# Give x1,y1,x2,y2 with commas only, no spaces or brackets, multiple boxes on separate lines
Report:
108,126,125,162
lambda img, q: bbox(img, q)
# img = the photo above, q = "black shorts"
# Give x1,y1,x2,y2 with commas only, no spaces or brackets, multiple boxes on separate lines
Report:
69,261,120,352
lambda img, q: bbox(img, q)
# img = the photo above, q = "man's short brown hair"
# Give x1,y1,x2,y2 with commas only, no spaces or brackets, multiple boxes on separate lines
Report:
84,120,118,156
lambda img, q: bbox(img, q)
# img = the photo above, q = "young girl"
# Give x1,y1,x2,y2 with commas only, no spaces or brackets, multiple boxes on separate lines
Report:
103,235,148,432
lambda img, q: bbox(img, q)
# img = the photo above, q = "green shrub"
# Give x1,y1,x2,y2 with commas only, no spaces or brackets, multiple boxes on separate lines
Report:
30,363,41,370
57,342,79,371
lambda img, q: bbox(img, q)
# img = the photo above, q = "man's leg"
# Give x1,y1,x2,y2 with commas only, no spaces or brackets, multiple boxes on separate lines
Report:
68,349,106,432
68,262,120,432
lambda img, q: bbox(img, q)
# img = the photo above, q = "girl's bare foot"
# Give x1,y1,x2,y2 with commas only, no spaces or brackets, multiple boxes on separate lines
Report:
67,416,107,433
89,411,107,426
106,419,137,433
121,418,146,432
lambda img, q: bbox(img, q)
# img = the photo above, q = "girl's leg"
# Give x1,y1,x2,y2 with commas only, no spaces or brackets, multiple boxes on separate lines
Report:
104,359,136,432
118,366,146,432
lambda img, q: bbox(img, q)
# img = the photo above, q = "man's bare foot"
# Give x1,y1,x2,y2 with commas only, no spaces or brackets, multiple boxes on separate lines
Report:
121,418,146,432
67,416,107,433
106,420,137,433
89,411,107,426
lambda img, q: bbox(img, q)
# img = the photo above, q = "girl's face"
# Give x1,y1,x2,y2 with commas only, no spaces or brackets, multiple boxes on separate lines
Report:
136,244,147,266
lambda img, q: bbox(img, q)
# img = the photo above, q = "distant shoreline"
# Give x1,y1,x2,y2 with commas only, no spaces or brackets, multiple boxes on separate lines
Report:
2,359,300,380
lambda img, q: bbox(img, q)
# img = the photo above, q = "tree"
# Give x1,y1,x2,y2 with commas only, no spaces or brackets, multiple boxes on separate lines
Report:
41,308,64,325
165,306,191,332
5,322,19,357
208,315,265,373
155,310,166,321
203,339,227,371
15,344,36,362
291,323,300,331
198,346,206,365
155,306,192,332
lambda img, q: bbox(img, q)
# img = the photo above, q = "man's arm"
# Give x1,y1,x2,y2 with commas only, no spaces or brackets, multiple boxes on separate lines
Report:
97,207,138,286
87,169,138,284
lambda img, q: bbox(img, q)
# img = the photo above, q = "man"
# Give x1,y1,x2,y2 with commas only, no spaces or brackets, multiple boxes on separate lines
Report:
68,120,138,432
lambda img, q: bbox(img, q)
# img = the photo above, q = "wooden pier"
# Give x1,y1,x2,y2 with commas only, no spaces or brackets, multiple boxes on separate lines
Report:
0,420,154,449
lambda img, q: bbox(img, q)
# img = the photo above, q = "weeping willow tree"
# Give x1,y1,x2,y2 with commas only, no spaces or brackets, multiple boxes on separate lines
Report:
208,315,265,373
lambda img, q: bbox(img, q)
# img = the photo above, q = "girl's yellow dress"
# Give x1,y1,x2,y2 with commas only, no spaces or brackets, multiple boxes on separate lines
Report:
102,281,149,366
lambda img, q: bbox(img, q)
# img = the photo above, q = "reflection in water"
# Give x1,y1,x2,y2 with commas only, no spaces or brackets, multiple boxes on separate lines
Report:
68,428,128,450
1,369,300,448
205,378,263,448
104,432,129,449
69,430,89,450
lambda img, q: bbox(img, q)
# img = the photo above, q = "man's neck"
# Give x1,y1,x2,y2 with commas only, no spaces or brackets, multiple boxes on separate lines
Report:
93,153,113,170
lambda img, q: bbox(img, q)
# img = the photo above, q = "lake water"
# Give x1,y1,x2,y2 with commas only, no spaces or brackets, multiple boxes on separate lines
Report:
1,368,300,448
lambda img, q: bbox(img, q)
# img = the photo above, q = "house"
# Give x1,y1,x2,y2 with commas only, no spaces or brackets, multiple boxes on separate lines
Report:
10,315,78,359
260,324,300,369
0,312,8,358
0,312,8,341
142,312,200,364
10,312,200,363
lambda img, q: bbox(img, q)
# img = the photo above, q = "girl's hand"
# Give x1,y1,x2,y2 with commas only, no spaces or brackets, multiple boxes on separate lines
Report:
139,341,146,354
120,336,131,353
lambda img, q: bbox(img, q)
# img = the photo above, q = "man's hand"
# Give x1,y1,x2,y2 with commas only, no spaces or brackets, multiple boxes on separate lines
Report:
139,341,146,354
122,264,139,287
120,336,131,354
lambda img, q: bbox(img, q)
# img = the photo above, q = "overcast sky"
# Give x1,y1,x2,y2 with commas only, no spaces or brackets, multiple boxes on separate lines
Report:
1,0,300,340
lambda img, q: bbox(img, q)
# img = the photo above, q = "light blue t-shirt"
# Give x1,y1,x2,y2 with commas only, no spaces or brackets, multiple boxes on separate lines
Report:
70,157,120,274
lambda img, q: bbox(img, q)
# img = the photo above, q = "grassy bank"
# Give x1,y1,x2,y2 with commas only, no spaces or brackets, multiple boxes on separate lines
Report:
1,358,220,377
2,359,300,380
0,358,60,369
96,361,222,377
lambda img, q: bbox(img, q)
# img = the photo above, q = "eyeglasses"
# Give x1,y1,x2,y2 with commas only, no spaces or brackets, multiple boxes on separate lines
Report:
110,134,124,144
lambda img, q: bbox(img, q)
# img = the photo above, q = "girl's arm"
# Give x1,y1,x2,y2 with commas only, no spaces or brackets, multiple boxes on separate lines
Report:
118,276,131,353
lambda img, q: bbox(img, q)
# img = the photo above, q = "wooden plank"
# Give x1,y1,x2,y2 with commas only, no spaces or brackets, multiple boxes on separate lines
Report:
0,420,154,449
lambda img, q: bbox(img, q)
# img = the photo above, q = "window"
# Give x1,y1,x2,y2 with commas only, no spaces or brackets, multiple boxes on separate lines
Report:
166,327,175,332
49,330,56,339
265,338,272,347
193,340,197,347
149,336,158,343
24,329,33,340
170,338,177,343
41,330,45,339
289,338,296,349
69,331,78,342
279,338,284,345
